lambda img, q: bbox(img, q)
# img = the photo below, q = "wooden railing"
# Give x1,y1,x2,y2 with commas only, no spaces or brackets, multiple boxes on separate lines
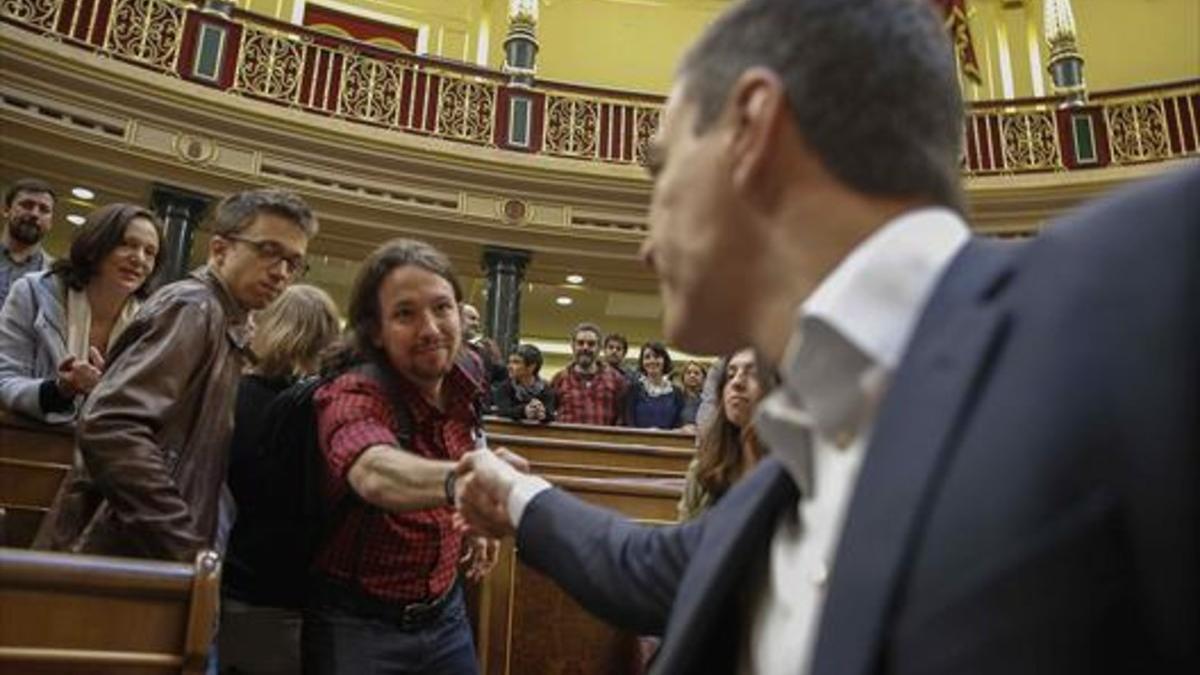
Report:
2,0,1196,176
0,547,221,674
0,411,688,674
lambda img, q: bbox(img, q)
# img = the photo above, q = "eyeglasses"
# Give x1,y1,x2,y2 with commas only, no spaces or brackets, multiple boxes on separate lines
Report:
222,234,309,279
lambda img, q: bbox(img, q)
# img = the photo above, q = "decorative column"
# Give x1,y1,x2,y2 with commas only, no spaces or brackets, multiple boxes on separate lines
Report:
1044,0,1086,106
150,185,212,283
482,246,531,357
503,1,539,87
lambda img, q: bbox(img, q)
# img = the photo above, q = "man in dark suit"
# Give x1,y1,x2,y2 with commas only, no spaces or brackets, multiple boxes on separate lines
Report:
455,0,1199,672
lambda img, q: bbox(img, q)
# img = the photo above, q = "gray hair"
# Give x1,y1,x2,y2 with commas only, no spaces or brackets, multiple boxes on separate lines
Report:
678,0,964,211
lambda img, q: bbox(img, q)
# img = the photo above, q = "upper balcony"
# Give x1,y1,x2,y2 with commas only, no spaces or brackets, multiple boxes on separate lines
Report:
1,0,1196,345
3,0,1196,181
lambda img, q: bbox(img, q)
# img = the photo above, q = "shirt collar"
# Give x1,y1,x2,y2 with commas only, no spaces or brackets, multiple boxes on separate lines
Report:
1,239,45,266
756,208,970,494
800,207,970,371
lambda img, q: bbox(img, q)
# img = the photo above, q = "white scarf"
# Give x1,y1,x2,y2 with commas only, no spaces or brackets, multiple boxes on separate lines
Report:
66,287,140,361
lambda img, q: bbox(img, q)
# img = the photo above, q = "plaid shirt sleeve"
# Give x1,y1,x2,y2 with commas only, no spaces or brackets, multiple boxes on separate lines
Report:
313,373,398,503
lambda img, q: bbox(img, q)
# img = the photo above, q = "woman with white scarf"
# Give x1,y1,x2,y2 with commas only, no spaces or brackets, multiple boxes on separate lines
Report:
0,202,164,424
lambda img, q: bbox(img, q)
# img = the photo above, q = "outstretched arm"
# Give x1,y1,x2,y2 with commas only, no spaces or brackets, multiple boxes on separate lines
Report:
456,449,701,634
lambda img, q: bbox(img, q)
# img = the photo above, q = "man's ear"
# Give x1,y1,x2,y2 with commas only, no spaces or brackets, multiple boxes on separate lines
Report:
727,67,789,196
209,235,229,269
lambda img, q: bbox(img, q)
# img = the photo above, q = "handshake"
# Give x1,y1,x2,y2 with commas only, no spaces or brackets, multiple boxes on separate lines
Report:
451,447,538,540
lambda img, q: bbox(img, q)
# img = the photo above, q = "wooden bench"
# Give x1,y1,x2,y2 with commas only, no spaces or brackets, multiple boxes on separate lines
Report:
0,547,221,674
485,416,696,450
488,433,694,480
0,412,74,547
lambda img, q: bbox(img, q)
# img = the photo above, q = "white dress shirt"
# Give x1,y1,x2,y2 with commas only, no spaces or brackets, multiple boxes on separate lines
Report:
504,208,970,674
740,208,969,674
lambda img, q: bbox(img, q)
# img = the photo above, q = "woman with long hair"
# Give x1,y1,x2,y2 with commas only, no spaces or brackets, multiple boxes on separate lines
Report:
0,202,163,422
678,348,775,520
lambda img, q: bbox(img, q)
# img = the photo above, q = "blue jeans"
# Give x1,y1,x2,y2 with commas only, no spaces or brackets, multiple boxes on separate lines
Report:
301,584,477,675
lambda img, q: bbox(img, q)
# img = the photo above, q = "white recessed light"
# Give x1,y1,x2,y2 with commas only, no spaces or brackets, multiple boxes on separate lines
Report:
555,296,573,306
71,187,95,201
565,274,584,284
66,214,86,226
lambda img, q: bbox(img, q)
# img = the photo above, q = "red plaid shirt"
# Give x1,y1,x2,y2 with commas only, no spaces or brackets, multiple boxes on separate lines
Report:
550,363,627,425
311,359,483,603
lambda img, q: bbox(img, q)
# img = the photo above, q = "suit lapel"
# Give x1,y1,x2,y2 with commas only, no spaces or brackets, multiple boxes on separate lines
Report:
810,240,1017,675
652,460,798,675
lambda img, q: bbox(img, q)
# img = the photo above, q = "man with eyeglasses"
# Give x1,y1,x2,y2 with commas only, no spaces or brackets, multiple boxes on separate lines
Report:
36,188,318,563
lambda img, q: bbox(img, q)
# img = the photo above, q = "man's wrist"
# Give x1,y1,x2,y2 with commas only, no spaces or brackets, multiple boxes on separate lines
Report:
443,467,458,506
507,473,552,529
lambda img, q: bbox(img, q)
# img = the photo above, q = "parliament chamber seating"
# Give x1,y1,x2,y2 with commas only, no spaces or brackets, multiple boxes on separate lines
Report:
1,411,691,674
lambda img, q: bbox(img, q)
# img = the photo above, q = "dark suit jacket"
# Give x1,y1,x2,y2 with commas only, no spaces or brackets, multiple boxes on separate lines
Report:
516,167,1199,674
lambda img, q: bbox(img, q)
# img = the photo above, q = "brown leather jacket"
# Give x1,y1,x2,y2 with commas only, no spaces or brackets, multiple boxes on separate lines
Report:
34,268,250,561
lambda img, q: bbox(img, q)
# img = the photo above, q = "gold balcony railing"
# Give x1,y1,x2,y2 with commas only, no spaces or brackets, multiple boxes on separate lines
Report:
3,0,1197,175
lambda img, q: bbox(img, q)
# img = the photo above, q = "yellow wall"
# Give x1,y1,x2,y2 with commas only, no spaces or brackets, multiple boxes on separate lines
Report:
239,0,1199,97
963,0,1199,101
512,0,724,94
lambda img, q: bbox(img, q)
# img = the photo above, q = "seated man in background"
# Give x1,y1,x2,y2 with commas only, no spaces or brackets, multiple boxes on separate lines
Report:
34,189,316,561
461,301,507,387
304,238,507,674
602,332,638,382
551,322,627,425
492,343,555,424
1,178,56,304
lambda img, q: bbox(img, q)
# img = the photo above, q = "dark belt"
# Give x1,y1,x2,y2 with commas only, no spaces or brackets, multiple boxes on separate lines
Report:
309,575,460,630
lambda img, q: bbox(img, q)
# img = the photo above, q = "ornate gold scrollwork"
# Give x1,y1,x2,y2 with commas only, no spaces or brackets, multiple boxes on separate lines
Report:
339,53,401,125
545,96,598,157
1106,101,1169,164
0,0,59,31
1000,111,1061,170
235,27,304,103
634,107,661,165
105,0,184,71
436,78,495,144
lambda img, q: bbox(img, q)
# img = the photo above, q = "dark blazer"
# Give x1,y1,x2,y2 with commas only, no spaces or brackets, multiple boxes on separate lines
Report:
516,167,1199,675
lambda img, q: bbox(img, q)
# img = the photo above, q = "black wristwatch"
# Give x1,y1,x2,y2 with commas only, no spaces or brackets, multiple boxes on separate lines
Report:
443,468,458,506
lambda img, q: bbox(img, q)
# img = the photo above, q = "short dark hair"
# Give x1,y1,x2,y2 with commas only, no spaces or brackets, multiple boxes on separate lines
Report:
678,0,964,211
570,322,603,342
604,333,629,352
344,238,463,362
50,203,166,300
637,341,674,376
5,178,55,208
212,188,318,238
512,343,544,376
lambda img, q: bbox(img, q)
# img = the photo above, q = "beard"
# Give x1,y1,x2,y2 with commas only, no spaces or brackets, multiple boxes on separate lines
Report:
7,217,44,246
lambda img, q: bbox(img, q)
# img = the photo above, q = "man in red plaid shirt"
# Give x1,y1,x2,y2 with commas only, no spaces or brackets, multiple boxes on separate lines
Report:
304,239,514,674
550,322,629,425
